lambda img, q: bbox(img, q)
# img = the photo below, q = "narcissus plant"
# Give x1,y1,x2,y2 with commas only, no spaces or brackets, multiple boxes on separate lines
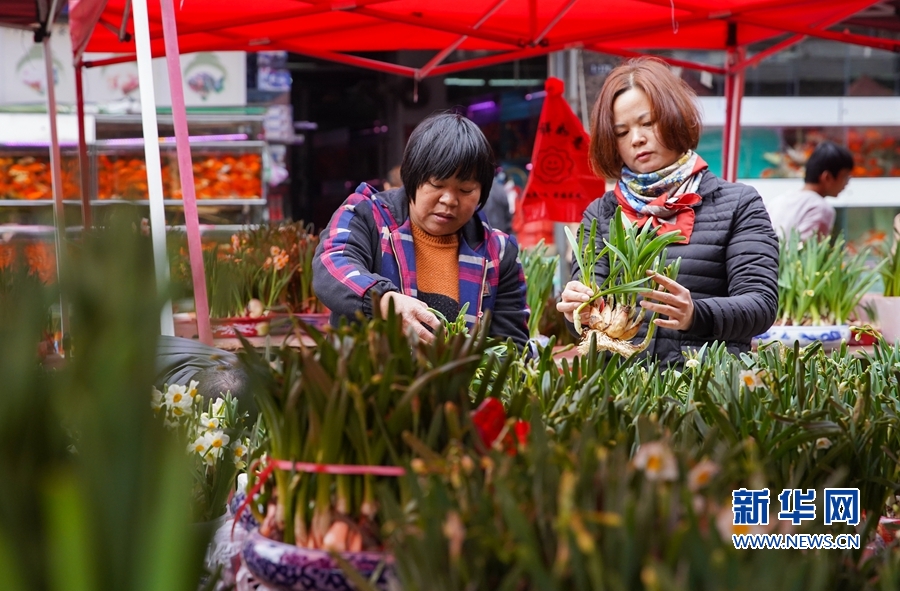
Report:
565,206,682,357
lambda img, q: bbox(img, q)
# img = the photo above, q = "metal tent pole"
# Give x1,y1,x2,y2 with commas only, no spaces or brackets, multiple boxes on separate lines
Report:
75,61,92,229
159,0,214,345
132,0,176,337
42,32,69,347
722,23,746,182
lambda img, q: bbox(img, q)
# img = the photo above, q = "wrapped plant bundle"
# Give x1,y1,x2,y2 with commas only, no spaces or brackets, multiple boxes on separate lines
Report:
566,206,682,357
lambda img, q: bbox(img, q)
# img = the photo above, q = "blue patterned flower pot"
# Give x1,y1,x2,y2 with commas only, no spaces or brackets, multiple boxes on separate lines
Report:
755,324,851,350
241,530,395,591
229,490,261,530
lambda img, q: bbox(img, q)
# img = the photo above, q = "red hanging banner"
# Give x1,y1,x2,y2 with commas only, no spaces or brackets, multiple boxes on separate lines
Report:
520,77,606,224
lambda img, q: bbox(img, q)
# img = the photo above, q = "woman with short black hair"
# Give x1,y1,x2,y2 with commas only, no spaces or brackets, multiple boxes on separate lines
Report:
557,57,779,367
313,112,530,347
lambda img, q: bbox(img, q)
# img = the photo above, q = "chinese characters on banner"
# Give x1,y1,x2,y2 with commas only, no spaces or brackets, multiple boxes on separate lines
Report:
520,77,606,224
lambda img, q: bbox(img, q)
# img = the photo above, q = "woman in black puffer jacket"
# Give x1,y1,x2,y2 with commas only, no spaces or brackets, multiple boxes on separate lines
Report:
557,57,778,368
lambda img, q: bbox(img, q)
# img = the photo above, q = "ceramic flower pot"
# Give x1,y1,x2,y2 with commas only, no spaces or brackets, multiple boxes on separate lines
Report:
229,489,261,530
241,530,395,591
210,315,272,339
878,516,900,545
755,324,851,350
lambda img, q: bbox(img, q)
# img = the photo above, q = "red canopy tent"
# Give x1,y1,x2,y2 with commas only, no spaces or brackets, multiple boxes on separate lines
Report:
74,0,892,71
63,0,893,341
69,0,898,183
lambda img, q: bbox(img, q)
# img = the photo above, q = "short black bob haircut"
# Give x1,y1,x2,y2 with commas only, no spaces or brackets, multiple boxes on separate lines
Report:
805,141,854,184
400,112,496,210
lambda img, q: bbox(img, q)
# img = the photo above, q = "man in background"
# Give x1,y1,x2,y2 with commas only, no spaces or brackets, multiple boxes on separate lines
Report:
766,141,854,240
483,169,514,235
383,164,402,190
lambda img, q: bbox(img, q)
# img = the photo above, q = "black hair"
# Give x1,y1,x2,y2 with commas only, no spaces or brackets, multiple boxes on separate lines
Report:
400,112,496,209
192,364,258,422
805,141,854,184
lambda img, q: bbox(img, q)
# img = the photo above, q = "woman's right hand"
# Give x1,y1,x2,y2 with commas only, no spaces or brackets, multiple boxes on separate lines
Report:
556,281,594,326
379,292,439,344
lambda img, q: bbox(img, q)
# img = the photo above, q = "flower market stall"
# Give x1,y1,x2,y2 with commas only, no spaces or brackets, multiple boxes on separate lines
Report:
6,2,900,590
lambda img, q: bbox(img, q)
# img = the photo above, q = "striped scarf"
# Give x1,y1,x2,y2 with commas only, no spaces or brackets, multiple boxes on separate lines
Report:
614,151,708,243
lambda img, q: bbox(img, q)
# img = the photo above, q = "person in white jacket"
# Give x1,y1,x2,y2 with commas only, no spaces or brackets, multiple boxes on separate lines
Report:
766,141,854,241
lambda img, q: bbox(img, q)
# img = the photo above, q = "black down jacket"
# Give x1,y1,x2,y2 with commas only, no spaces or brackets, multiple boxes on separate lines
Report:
569,171,779,368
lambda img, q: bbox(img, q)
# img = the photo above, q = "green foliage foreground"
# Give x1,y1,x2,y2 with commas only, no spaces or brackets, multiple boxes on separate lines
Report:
380,339,900,591
0,218,207,591
7,217,900,591
232,300,900,591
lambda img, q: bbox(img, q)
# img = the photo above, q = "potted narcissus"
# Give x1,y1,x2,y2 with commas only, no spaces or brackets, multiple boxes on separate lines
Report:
237,304,505,591
757,230,882,349
520,240,559,343
869,234,900,344
199,221,327,339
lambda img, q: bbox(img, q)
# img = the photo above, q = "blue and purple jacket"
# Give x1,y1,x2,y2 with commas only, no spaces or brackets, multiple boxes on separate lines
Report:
312,183,530,347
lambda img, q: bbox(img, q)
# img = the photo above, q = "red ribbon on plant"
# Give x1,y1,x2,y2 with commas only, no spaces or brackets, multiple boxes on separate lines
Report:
232,458,406,538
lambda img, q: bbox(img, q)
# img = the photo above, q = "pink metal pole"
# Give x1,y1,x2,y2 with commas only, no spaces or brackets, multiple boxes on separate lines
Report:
722,62,733,179
158,0,213,345
723,45,746,182
75,61,92,229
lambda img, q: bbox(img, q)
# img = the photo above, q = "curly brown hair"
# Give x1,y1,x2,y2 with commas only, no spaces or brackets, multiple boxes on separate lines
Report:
589,57,702,179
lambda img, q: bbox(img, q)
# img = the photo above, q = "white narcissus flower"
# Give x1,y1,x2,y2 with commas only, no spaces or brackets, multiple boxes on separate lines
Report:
212,398,227,418
685,359,700,370
186,380,200,400
232,440,248,460
203,447,220,466
199,412,220,431
151,387,164,412
633,441,678,481
739,370,763,391
188,434,212,456
232,440,249,469
165,384,192,411
815,437,832,450
688,459,719,491
208,430,230,453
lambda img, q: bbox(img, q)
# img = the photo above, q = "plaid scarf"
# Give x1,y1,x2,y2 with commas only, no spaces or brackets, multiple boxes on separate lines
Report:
614,151,708,243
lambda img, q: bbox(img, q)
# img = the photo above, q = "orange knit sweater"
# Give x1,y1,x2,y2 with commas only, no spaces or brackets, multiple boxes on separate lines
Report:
411,222,459,307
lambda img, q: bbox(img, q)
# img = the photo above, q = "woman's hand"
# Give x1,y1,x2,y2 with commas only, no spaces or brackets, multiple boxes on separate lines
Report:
557,281,594,326
379,292,439,344
640,271,694,331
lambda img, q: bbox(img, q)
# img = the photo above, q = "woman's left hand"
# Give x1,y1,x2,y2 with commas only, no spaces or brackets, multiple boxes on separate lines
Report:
639,271,694,331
